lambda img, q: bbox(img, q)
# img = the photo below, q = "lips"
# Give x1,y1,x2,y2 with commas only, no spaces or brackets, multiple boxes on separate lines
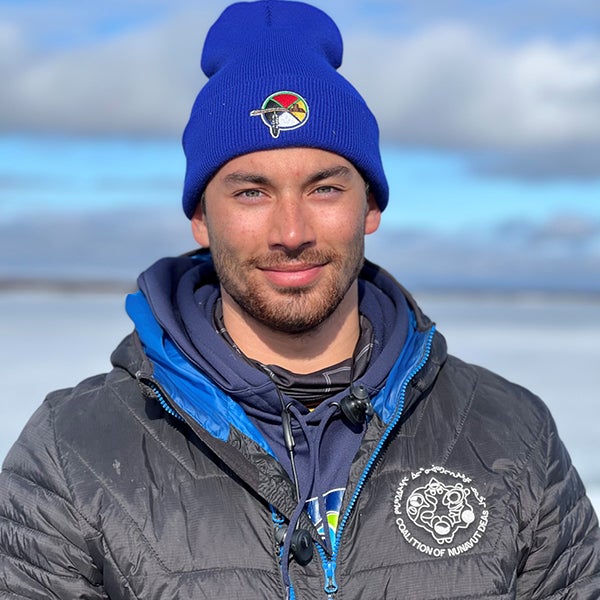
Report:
260,262,322,272
258,263,325,287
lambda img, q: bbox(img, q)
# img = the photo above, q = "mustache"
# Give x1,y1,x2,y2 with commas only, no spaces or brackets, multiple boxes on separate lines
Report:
247,248,339,269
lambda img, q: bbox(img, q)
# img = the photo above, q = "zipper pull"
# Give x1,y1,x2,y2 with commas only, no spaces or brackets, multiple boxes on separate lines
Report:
323,560,338,598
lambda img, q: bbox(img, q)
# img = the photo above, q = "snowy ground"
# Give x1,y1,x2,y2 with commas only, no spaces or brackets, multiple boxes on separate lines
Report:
1,290,599,512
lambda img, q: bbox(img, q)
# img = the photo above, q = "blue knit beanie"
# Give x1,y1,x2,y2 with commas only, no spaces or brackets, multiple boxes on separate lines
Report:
181,0,389,218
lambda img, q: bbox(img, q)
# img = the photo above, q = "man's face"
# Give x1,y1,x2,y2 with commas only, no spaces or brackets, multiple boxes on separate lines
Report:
191,147,381,335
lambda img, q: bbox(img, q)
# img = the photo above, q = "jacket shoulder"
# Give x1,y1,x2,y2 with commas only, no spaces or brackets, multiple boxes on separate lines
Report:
442,353,552,432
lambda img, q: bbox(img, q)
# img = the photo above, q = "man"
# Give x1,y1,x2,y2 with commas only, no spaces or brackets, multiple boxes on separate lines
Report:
1,1,599,598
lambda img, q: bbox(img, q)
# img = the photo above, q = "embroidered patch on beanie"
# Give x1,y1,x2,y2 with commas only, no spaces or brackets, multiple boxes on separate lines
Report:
250,91,310,139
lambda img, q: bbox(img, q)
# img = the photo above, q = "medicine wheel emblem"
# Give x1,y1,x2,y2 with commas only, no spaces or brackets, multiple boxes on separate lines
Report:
250,91,309,138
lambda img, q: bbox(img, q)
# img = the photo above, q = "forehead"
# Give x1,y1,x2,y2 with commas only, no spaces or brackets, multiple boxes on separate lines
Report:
211,147,363,184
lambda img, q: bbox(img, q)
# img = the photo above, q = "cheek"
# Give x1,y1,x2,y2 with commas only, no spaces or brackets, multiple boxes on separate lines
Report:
321,212,367,243
208,219,265,256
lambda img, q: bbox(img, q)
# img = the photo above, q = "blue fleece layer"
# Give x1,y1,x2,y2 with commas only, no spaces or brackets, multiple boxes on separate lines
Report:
126,290,274,454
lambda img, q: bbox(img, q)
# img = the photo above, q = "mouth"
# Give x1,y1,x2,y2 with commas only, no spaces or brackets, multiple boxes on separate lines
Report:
258,262,326,287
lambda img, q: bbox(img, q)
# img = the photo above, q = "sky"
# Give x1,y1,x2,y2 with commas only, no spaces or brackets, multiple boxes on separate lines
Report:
1,0,599,288
2,0,599,507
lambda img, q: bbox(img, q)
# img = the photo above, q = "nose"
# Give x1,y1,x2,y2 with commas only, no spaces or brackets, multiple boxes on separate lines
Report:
267,194,315,252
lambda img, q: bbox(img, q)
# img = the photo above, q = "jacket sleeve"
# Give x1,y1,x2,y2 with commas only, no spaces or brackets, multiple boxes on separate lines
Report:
0,400,106,599
516,408,600,598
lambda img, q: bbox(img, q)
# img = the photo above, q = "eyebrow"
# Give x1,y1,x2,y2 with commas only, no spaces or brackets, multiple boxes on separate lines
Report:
222,172,270,186
222,165,354,187
306,166,353,185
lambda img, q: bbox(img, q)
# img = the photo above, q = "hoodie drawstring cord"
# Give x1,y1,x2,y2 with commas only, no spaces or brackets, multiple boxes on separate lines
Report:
279,402,340,591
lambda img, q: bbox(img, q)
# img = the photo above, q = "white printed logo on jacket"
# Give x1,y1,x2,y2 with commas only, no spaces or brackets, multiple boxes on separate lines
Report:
394,465,488,557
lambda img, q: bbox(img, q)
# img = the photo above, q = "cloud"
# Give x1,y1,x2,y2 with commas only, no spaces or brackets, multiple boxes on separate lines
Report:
0,6,215,136
366,215,600,293
2,207,599,293
0,207,192,281
1,3,599,180
343,25,600,152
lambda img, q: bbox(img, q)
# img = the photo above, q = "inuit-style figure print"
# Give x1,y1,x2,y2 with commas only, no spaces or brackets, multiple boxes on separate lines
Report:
406,477,476,544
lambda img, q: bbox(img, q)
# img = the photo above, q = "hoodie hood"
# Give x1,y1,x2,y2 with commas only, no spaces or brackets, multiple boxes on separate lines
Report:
130,249,413,417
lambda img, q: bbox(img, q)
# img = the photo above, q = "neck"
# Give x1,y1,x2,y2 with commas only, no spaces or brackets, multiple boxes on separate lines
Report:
221,284,361,374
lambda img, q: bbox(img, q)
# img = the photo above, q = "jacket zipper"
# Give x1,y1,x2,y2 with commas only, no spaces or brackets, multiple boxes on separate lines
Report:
317,325,436,598
135,371,184,421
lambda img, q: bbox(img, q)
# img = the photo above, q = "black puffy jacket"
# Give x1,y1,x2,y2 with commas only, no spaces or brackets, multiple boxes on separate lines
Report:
1,289,599,599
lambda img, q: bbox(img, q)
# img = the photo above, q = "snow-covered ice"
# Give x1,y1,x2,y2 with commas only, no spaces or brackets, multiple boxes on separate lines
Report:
1,290,599,513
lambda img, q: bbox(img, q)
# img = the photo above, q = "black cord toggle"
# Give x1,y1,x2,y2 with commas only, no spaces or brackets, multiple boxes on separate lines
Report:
290,528,314,566
340,383,374,426
275,524,314,566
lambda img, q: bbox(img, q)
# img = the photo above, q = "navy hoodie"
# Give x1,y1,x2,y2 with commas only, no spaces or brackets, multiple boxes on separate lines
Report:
127,249,410,551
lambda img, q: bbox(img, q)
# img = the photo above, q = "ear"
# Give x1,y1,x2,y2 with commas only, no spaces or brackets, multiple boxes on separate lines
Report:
191,202,210,248
364,191,381,235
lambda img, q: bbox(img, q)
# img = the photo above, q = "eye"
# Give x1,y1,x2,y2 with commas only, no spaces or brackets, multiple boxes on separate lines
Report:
313,184,342,196
235,188,264,200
